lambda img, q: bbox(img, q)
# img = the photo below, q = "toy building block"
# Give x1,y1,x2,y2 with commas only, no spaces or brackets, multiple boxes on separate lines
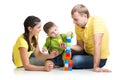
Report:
63,36,73,71
58,39,62,44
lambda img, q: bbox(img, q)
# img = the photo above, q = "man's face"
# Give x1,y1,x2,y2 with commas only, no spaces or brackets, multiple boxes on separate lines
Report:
72,12,87,28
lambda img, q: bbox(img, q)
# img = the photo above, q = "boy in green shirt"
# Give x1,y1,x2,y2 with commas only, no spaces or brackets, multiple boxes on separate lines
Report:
42,21,73,68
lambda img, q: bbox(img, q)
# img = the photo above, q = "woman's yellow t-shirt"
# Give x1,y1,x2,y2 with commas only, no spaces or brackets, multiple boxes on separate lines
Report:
12,34,34,67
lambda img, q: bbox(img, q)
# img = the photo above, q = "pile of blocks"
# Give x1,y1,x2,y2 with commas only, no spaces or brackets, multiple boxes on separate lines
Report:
63,36,72,71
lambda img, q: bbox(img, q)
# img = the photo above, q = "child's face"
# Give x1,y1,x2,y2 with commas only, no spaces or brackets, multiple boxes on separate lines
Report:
47,26,59,38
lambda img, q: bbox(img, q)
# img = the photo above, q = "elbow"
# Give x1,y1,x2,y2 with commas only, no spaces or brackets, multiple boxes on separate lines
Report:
23,64,31,71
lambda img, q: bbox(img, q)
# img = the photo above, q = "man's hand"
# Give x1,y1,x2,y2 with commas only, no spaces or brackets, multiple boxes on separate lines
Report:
94,67,112,72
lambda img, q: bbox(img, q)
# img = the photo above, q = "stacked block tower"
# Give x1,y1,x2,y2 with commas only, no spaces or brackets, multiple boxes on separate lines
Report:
63,36,72,71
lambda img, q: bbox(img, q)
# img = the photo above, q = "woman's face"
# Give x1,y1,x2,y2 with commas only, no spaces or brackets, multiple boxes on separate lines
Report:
30,22,41,36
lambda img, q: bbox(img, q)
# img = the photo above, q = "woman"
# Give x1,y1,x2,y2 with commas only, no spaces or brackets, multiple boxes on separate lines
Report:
12,16,58,71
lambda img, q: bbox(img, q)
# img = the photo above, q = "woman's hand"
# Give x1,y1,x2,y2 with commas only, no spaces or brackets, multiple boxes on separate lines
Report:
44,61,54,72
49,50,59,59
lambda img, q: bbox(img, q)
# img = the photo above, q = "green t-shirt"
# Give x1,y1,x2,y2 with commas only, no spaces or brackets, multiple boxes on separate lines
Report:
43,33,73,54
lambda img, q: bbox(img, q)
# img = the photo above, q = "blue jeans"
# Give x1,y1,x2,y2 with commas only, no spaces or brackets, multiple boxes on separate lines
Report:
46,54,64,67
29,53,45,66
72,50,107,69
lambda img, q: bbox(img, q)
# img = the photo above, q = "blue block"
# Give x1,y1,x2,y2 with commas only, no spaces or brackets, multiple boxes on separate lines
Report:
67,36,71,39
66,49,71,53
65,63,69,67
66,46,70,50
64,60,69,64
66,39,71,43
68,67,72,71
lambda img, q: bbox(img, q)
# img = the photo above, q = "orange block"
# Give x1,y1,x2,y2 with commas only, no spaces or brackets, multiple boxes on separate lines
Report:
65,56,71,60
63,67,68,71
69,60,72,64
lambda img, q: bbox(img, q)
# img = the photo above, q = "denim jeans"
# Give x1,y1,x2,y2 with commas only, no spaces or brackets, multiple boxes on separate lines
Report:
46,54,64,67
29,53,45,66
72,50,107,69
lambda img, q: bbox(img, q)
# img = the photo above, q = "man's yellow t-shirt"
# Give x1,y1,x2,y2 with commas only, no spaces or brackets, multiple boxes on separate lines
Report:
75,16,110,59
12,34,34,67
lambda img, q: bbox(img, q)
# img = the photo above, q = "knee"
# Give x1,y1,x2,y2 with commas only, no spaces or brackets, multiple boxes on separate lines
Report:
99,60,107,68
72,56,84,66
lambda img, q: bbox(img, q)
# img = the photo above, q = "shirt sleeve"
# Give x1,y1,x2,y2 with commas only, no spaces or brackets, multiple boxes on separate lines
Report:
18,37,28,50
43,37,50,49
93,17,106,34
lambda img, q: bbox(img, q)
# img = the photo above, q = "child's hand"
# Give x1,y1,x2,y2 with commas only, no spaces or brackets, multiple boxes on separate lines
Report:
66,31,73,37
42,48,48,54
49,50,59,58
58,42,66,50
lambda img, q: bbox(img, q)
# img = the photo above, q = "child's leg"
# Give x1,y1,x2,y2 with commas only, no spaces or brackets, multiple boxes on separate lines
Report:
45,60,54,71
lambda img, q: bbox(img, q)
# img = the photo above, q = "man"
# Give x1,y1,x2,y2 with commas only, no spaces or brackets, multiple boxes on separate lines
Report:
60,4,111,72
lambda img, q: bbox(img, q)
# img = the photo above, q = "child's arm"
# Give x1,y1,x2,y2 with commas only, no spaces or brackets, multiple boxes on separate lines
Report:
42,37,50,54
42,48,48,54
58,32,74,50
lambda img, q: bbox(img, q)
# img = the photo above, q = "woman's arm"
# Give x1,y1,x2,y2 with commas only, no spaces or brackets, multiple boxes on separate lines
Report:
34,44,58,60
19,47,46,71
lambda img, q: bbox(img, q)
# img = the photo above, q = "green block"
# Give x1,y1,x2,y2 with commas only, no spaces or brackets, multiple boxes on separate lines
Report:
67,43,71,46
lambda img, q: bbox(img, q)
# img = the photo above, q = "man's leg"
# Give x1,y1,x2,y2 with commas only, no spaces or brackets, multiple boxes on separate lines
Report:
72,51,107,69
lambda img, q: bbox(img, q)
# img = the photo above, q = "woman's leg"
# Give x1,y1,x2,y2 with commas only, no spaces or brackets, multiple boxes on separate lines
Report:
29,53,45,66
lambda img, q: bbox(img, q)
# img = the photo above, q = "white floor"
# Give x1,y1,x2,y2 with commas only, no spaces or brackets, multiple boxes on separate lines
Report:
11,67,115,80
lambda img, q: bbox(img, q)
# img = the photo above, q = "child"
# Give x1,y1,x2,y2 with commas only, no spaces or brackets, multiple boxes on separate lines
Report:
42,21,73,68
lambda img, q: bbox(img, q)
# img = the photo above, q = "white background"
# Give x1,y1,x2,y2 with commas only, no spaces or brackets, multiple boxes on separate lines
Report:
0,0,120,80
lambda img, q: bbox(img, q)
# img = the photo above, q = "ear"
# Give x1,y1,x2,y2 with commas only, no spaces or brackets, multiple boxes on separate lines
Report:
28,26,32,32
83,13,87,18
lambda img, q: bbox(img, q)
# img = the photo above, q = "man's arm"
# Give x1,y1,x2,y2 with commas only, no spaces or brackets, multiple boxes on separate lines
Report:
94,33,111,72
94,33,103,70
71,40,84,51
